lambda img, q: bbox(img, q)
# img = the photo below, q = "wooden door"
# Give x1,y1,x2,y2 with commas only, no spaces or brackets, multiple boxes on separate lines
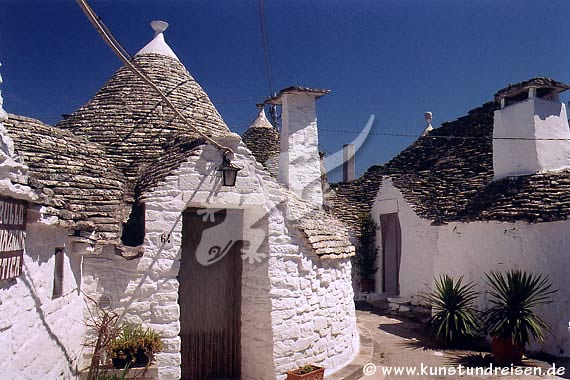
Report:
179,208,242,380
380,212,401,296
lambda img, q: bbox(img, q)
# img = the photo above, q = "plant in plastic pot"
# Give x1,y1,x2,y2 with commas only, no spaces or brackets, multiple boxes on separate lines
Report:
107,324,162,369
483,270,556,365
424,274,480,346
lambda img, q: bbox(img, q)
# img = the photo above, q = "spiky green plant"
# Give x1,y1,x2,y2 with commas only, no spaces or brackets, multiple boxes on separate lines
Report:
424,274,480,345
483,270,556,346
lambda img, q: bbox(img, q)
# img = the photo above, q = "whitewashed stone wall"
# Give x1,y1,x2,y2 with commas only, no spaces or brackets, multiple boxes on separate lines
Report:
279,93,323,207
83,140,358,380
269,238,357,377
0,223,85,380
1,65,84,380
371,178,570,356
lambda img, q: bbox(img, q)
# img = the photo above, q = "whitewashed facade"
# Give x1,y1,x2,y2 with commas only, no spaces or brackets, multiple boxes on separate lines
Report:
334,77,570,356
0,22,359,380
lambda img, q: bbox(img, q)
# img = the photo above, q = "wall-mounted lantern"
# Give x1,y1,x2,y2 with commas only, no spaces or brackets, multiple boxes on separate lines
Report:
219,149,242,187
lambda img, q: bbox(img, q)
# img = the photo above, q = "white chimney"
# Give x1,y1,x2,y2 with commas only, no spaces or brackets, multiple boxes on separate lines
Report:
266,86,330,207
493,78,570,181
343,144,355,182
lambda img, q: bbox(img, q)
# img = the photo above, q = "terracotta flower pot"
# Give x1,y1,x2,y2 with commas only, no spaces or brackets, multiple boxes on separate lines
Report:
491,337,524,365
360,278,376,293
286,365,325,380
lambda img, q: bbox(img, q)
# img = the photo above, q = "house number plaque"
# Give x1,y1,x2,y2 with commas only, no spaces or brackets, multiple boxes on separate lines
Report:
0,196,26,280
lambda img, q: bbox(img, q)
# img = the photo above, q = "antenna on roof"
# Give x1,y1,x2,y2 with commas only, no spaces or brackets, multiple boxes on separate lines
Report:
422,111,433,136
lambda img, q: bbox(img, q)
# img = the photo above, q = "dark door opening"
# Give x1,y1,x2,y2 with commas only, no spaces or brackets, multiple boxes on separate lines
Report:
380,212,401,296
179,208,243,380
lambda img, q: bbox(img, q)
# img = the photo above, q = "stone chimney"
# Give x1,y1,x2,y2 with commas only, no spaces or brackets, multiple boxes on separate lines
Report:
266,86,330,207
343,144,355,182
493,78,570,181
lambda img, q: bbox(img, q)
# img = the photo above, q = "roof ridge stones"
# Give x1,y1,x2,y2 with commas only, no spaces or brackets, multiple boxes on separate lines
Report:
494,77,570,103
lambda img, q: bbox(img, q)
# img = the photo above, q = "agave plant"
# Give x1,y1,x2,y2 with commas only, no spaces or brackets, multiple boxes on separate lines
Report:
483,270,557,346
424,274,480,345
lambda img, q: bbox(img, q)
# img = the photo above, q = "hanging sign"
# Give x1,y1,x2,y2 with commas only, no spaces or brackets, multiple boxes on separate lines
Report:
0,196,26,280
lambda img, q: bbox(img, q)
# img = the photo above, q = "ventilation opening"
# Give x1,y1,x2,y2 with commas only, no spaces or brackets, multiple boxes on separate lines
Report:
52,247,64,299
97,294,113,310
121,202,145,247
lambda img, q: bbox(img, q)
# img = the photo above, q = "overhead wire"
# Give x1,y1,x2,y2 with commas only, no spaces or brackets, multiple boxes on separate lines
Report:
257,0,274,95
228,123,570,142
75,0,231,154
318,127,570,141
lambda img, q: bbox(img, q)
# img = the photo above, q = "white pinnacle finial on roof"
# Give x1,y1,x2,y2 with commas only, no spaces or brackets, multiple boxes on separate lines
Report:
151,20,169,35
135,20,179,60
422,111,433,136
249,107,274,129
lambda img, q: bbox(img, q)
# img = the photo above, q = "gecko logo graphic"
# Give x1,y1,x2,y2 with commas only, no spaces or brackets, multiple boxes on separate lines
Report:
194,115,375,266
193,207,268,266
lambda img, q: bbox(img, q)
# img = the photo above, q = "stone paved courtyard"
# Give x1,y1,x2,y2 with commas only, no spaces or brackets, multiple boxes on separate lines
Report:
334,303,570,380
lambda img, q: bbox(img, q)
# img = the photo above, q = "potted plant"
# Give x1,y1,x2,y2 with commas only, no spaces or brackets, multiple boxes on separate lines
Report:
354,214,378,292
483,270,556,365
107,324,162,369
286,364,325,380
423,274,480,346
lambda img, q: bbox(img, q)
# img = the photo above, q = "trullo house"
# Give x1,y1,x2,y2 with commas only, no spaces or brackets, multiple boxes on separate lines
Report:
333,77,570,356
0,21,358,380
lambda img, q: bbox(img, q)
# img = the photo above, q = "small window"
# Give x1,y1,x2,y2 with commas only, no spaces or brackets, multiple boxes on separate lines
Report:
52,248,64,299
121,202,146,247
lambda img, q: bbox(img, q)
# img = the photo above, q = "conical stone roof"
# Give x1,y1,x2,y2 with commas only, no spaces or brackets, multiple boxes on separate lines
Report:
242,108,280,174
57,28,231,186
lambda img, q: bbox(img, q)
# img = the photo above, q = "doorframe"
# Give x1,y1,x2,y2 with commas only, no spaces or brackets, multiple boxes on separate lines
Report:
178,207,244,380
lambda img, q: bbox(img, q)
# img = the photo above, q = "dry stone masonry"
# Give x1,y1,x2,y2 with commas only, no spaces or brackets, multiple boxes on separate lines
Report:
0,24,359,380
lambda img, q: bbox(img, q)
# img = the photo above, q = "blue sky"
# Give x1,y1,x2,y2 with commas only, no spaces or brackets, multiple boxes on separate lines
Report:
2,1,570,182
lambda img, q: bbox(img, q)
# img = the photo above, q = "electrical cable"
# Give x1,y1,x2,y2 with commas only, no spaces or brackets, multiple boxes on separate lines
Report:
318,127,570,141
75,0,232,155
258,0,274,95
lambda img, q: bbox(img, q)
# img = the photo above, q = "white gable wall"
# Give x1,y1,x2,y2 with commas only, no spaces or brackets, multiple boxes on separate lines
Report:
371,179,570,355
370,178,437,298
82,141,358,380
